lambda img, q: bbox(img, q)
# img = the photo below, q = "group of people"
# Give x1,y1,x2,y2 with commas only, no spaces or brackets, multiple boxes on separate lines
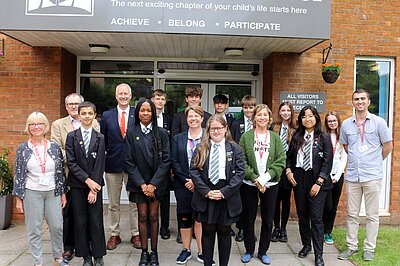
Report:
12,84,392,266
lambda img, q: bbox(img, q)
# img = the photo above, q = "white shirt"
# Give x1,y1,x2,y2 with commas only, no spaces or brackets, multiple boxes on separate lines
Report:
156,113,164,128
117,105,130,131
70,116,81,130
209,139,227,181
140,122,153,133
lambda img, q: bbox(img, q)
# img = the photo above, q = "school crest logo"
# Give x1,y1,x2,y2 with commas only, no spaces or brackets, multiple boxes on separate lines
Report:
26,0,94,16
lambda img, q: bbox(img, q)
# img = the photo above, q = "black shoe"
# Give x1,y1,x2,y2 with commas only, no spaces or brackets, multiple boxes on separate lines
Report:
94,257,104,266
176,231,183,244
230,228,236,236
279,228,288,242
235,229,244,242
149,251,159,266
83,256,93,266
298,246,312,258
315,255,324,266
139,251,149,266
160,227,170,240
271,228,280,242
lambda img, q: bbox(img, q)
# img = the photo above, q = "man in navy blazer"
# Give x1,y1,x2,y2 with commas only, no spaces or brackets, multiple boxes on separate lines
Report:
152,89,173,239
100,83,140,250
171,86,211,137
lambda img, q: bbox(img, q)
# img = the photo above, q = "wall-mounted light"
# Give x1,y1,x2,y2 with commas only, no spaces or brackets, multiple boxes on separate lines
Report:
89,44,110,54
224,48,244,56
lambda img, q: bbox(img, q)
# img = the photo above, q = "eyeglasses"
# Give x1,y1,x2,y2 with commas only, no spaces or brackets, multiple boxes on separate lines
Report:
210,126,226,132
66,103,80,107
29,123,45,127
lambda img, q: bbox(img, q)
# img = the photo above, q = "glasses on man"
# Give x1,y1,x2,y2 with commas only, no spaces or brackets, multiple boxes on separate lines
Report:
210,126,226,132
29,123,45,127
67,103,80,107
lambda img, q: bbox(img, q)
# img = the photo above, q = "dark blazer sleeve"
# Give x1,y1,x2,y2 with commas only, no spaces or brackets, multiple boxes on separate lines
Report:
230,118,241,144
189,150,212,198
125,128,146,188
89,132,106,186
149,129,170,191
219,143,245,199
66,131,90,184
171,133,189,186
171,112,183,136
315,132,333,183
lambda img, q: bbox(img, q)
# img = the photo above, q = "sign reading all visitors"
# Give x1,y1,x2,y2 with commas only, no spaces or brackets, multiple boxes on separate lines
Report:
0,0,330,39
280,92,326,112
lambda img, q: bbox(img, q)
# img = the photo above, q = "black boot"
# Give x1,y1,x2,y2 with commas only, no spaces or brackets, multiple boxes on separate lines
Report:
235,229,244,242
139,251,149,266
149,251,159,266
279,228,288,242
271,228,280,242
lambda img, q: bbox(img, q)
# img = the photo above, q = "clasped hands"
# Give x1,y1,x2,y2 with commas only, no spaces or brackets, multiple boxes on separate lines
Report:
253,178,267,193
207,190,223,200
141,183,156,198
85,177,101,204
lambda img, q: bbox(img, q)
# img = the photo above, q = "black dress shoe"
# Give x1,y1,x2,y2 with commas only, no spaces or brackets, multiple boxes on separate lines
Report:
279,228,288,242
271,228,280,242
139,251,149,266
235,229,244,242
160,227,170,240
315,254,325,266
298,246,312,258
176,231,183,244
149,251,159,266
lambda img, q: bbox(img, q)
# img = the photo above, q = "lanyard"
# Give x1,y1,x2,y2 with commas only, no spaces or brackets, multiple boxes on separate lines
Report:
355,116,366,142
255,130,268,159
332,136,337,155
31,139,47,174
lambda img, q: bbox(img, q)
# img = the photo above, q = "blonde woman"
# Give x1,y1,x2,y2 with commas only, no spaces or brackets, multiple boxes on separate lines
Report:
13,112,67,266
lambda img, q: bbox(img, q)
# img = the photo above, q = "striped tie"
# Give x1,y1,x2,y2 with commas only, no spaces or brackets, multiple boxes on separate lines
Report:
83,130,90,156
246,119,253,132
209,144,220,185
303,134,312,171
142,127,150,134
280,126,289,151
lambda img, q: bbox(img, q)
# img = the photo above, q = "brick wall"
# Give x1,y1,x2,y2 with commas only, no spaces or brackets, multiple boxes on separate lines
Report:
0,34,76,223
264,0,400,225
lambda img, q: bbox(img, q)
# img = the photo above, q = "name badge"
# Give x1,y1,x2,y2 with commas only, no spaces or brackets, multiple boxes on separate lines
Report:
359,144,368,153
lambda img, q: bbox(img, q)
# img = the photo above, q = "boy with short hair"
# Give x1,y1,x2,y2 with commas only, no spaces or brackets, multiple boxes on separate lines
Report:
212,94,241,143
66,101,106,266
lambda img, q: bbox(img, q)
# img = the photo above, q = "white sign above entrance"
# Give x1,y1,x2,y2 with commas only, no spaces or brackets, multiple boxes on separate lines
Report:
0,0,330,39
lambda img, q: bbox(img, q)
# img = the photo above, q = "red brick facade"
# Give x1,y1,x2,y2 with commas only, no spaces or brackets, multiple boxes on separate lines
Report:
1,0,399,225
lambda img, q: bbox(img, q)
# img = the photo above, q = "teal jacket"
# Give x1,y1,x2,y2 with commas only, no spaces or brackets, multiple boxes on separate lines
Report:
239,129,286,183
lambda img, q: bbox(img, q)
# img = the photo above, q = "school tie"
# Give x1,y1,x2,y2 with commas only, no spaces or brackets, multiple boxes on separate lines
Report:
209,144,220,185
281,126,289,152
142,127,150,135
120,111,126,138
303,134,312,171
83,130,90,156
246,119,253,132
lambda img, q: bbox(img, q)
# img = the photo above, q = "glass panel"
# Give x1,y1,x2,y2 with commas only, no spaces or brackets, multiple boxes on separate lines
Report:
356,60,391,122
164,83,201,116
80,77,154,116
158,61,259,72
81,60,154,75
216,85,252,119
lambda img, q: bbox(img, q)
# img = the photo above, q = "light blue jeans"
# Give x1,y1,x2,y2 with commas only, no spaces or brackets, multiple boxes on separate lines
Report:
23,189,63,265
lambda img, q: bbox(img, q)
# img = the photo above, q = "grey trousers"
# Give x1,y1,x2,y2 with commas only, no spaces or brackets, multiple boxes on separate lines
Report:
23,189,63,265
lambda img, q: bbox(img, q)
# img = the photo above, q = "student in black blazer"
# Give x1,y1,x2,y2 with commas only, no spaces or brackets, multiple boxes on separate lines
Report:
66,102,106,266
125,99,170,266
100,83,140,250
286,106,333,266
152,89,173,239
212,94,241,143
171,86,211,137
190,114,245,266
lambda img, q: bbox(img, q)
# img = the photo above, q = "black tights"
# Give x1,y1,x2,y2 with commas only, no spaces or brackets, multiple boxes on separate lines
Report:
137,200,159,252
202,222,231,266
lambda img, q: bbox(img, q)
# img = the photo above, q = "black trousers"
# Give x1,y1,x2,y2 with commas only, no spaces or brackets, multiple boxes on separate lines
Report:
242,183,278,255
71,188,106,258
323,174,344,234
293,168,327,256
235,184,246,230
159,193,170,230
63,189,74,251
201,222,231,266
273,185,292,230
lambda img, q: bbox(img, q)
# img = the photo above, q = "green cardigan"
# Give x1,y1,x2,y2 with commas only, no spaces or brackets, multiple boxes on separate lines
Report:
239,129,286,183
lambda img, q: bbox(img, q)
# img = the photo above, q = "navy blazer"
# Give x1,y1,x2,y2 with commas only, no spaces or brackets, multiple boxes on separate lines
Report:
286,132,333,190
190,141,245,218
161,113,173,135
125,125,170,197
66,129,106,189
100,106,135,173
171,131,192,189
171,110,211,136
226,114,241,143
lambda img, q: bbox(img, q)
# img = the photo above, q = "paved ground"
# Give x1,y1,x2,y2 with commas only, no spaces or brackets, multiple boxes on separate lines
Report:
0,205,353,266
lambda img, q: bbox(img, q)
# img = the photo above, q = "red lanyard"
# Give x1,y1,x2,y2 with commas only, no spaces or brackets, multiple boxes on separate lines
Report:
31,139,47,174
255,130,268,159
355,116,366,142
